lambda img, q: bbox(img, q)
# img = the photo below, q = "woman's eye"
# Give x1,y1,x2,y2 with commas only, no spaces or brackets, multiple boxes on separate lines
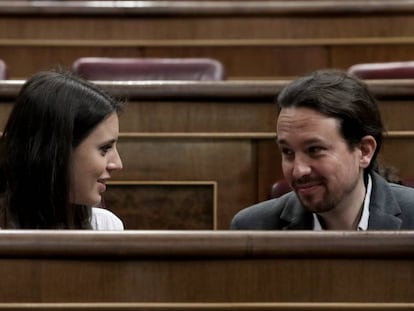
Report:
100,144,112,155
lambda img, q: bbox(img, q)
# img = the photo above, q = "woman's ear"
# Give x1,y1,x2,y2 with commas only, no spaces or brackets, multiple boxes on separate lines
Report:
359,135,377,168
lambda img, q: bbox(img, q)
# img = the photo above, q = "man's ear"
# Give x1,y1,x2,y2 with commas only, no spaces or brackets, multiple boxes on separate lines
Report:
359,135,377,168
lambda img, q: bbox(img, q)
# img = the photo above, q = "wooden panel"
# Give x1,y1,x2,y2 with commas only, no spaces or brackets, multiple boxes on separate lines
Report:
4,82,412,132
6,41,414,80
381,135,414,179
257,139,282,201
104,181,217,230
114,136,258,229
378,100,414,131
331,44,414,71
0,231,412,306
0,257,412,302
118,100,276,133
0,44,329,79
1,302,414,311
0,11,414,40
2,1,414,79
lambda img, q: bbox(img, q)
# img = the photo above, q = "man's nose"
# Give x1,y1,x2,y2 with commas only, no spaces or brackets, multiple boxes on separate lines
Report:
292,155,311,179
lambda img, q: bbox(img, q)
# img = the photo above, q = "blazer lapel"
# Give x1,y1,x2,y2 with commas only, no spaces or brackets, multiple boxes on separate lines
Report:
280,194,314,229
368,172,402,230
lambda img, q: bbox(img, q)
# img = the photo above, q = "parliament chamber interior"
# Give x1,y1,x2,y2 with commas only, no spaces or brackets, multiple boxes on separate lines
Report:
0,0,414,309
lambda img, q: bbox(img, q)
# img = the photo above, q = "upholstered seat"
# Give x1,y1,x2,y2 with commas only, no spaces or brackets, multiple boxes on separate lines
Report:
348,61,414,79
72,57,225,81
270,179,292,199
0,59,7,80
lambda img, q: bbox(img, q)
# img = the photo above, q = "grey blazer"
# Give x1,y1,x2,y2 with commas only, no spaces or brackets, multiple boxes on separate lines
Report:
231,172,414,230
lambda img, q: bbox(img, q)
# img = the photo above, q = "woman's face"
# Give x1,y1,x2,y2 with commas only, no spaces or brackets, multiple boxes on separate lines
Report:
69,113,123,206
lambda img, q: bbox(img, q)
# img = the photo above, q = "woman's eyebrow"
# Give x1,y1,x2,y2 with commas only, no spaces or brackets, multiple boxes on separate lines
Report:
100,138,117,146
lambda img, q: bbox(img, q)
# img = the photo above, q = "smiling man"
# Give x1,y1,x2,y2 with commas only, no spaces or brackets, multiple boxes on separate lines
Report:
231,69,414,230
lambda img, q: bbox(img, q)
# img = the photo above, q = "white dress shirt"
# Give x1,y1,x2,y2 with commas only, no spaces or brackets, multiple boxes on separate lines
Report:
313,174,372,230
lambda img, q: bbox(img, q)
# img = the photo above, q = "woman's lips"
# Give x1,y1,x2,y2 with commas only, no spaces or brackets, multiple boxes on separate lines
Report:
97,179,107,193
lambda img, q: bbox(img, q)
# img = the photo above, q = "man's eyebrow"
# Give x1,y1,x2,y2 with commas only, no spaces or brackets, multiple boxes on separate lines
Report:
276,138,288,145
277,137,324,145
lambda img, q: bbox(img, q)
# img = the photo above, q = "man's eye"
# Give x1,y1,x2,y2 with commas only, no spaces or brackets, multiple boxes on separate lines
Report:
308,146,323,154
281,148,294,157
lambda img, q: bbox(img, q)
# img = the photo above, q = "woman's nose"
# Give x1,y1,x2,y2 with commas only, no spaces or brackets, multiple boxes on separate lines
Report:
108,149,123,170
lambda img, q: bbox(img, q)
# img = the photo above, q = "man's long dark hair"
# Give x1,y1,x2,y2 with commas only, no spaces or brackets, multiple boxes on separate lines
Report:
277,69,385,173
0,70,123,229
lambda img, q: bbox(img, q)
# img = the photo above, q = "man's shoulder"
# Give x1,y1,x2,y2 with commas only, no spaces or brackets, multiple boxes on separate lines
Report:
388,182,414,202
230,192,296,229
372,173,414,215
372,172,414,201
372,181,414,228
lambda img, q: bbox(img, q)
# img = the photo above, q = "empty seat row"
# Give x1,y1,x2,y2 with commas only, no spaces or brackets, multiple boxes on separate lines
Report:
2,57,414,80
0,57,226,81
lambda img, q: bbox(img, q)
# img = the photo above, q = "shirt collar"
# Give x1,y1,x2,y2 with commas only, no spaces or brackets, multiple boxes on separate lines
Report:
313,174,372,231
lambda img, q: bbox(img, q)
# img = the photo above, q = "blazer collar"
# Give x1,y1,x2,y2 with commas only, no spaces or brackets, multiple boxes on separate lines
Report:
279,193,314,230
278,172,403,230
367,172,402,229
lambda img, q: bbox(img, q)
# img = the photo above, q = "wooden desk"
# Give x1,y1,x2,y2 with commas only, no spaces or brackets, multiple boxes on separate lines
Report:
0,80,414,229
0,231,413,310
2,1,414,79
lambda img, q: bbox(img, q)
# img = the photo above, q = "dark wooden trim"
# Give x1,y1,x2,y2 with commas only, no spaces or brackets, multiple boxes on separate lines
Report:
1,1,414,17
3,37,414,47
0,302,414,310
0,231,413,259
2,80,414,100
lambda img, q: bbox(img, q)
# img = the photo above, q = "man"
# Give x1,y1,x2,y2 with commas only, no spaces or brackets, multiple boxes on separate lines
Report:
231,69,414,230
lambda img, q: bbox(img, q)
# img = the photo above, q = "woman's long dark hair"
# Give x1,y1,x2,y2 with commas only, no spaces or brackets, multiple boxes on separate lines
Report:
0,70,123,229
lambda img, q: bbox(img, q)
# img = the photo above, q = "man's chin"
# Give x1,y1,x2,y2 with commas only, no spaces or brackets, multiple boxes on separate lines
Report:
302,201,334,214
297,195,324,213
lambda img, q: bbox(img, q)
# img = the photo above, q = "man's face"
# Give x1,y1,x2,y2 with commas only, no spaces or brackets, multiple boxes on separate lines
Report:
277,107,365,214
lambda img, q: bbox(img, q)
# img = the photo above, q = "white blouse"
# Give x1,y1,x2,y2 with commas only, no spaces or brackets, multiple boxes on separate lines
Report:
90,207,124,230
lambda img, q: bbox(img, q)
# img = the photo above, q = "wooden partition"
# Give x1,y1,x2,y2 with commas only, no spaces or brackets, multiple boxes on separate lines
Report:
0,231,413,310
0,79,414,229
2,1,414,79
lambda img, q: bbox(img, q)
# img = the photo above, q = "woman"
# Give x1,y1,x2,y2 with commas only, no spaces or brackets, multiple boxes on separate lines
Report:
0,70,124,229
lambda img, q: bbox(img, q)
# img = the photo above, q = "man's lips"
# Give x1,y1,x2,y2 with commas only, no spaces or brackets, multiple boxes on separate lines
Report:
294,182,323,195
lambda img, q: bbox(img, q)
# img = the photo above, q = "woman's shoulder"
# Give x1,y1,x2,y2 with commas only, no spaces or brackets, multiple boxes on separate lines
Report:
91,207,124,231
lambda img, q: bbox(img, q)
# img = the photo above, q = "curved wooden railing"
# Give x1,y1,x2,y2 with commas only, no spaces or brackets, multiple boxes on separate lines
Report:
0,231,413,309
2,79,414,99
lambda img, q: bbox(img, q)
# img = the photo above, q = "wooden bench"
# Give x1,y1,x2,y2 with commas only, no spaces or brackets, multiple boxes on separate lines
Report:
0,79,413,229
0,231,413,310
